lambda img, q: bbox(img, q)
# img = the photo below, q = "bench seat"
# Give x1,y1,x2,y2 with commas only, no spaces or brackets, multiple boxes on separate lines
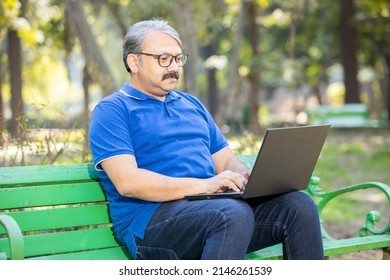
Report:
305,103,389,128
1,158,389,260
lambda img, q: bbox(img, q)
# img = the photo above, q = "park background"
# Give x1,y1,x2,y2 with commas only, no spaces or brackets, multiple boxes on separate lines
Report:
0,0,389,259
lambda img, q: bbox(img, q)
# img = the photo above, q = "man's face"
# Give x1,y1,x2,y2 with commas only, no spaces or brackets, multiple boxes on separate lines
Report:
129,30,184,101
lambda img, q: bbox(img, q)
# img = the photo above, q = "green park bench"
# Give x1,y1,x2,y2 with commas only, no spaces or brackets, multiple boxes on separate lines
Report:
0,156,389,260
305,103,389,128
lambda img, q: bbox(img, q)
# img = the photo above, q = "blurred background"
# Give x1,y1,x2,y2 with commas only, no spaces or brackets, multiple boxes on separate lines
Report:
0,0,389,165
0,0,389,259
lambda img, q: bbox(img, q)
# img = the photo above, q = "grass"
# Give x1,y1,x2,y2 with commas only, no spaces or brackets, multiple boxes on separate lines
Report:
314,130,390,187
315,136,390,222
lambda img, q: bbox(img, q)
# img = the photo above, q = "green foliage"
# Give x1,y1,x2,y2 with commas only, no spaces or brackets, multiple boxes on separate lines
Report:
229,132,263,155
1,0,390,134
0,0,19,28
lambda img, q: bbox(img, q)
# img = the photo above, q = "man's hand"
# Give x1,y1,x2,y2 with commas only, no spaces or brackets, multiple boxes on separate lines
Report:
203,170,247,193
240,170,252,180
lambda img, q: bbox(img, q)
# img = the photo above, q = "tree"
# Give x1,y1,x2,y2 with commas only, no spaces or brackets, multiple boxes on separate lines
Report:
175,0,199,96
204,41,219,117
340,0,360,103
0,51,5,145
246,0,261,134
1,0,25,139
7,28,24,138
356,0,390,120
64,0,117,96
217,0,247,127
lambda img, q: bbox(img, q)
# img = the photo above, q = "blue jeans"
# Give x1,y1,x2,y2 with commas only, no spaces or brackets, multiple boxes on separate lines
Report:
134,191,324,260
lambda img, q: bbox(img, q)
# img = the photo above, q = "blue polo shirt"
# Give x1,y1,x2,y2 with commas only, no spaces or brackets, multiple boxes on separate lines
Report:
89,83,228,258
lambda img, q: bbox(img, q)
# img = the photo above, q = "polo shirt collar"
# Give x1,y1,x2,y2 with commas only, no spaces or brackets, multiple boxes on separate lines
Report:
119,83,181,102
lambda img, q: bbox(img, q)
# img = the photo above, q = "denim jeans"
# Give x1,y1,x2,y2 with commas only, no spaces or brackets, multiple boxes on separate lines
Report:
134,191,324,260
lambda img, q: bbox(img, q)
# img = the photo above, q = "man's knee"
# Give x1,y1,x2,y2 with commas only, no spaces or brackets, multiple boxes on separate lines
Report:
210,199,255,233
283,191,319,219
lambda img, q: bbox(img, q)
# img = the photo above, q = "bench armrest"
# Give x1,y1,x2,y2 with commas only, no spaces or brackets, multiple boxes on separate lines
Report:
0,214,24,260
307,177,390,238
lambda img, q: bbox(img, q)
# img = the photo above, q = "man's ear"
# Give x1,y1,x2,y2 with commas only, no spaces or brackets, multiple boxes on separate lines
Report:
127,54,139,73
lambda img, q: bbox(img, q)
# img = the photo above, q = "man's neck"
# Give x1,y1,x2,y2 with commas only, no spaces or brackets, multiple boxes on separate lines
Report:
128,82,168,102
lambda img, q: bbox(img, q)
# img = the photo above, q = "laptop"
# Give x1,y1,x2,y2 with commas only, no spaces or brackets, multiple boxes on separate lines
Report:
185,124,330,200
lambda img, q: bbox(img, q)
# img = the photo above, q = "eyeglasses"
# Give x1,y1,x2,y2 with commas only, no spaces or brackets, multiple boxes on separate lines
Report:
138,52,188,67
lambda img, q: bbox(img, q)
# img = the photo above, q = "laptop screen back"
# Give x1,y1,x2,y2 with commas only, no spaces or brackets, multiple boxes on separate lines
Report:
242,125,330,199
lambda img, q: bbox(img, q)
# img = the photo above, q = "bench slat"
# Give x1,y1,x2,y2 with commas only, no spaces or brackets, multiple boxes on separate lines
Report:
0,164,98,186
0,182,106,210
323,235,390,256
0,227,122,258
0,204,111,234
29,247,131,260
245,235,390,260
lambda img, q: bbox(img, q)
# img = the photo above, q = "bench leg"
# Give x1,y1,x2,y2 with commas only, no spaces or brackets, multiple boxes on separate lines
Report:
383,247,390,260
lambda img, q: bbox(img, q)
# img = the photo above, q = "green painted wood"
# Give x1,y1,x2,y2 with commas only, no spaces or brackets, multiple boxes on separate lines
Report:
22,227,121,257
245,235,390,260
29,247,131,260
0,182,106,210
305,103,389,128
323,235,390,256
0,214,24,260
0,204,111,235
1,161,389,260
236,155,256,167
0,163,98,187
0,227,121,258
245,244,282,260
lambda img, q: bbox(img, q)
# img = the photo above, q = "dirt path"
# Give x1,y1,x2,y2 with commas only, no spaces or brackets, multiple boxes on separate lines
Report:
324,220,384,259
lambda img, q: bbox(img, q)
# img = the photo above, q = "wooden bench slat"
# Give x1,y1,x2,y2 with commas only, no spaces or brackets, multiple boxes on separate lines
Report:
245,235,390,260
245,244,282,260
0,204,111,234
29,247,131,260
0,182,106,210
323,235,390,256
0,164,98,186
0,227,122,258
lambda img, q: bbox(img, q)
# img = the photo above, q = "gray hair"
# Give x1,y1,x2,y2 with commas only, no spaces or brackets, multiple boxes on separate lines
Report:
122,19,182,73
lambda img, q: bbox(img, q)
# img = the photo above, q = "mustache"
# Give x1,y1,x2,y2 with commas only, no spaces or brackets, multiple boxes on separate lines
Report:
162,72,180,81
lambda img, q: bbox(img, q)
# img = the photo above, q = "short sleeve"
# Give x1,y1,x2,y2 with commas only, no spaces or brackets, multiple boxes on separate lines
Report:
89,100,134,170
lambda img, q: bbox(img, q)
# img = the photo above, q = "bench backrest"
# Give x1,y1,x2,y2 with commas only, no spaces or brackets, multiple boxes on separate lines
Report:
305,103,370,128
0,164,130,259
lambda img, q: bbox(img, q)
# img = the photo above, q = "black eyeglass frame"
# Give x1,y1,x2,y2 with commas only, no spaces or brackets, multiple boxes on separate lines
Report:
137,52,189,67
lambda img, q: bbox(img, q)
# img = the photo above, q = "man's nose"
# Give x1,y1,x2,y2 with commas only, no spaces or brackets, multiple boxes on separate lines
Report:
167,58,180,71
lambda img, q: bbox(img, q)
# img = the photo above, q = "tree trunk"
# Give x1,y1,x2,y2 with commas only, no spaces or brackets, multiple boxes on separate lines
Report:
64,0,117,96
216,0,247,126
0,52,4,146
175,1,199,96
247,1,261,134
82,64,91,160
7,28,24,138
204,43,219,117
104,0,128,37
384,55,390,121
340,0,360,104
